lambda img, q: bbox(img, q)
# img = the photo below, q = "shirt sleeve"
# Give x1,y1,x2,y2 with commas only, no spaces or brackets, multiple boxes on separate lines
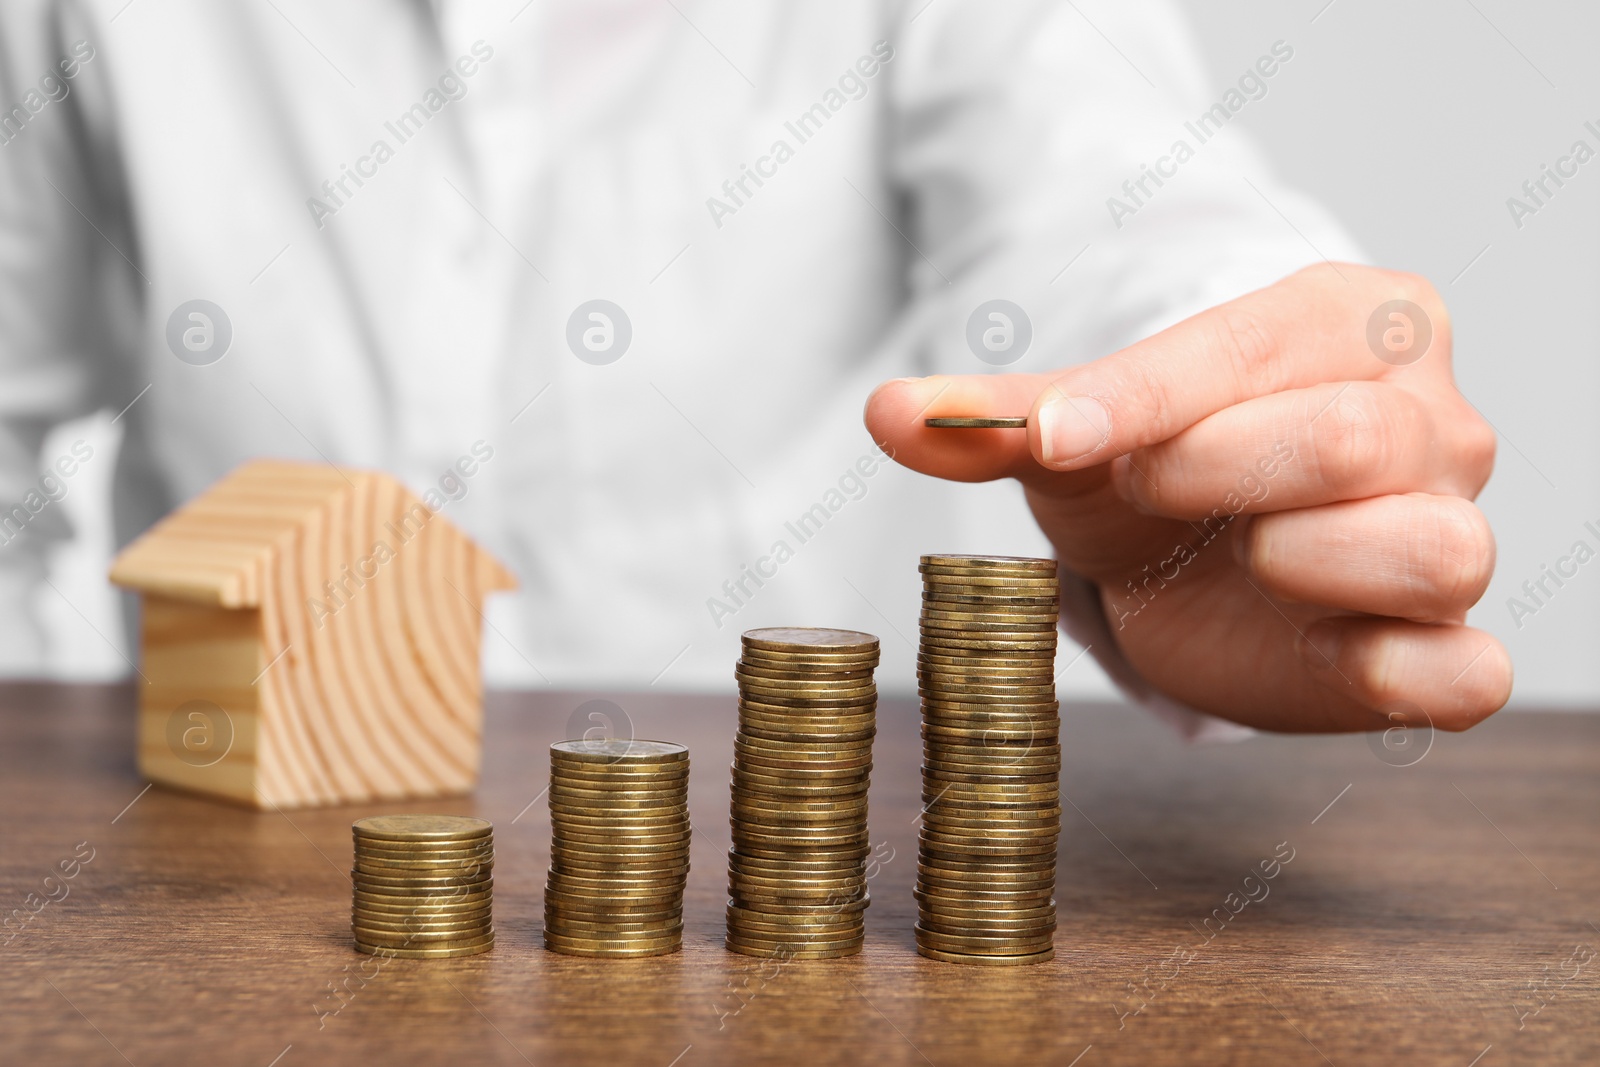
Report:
0,0,136,672
882,0,1366,739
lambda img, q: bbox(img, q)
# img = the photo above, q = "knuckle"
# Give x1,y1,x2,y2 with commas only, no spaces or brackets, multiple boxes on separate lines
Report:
1457,409,1498,491
1210,308,1284,394
1307,384,1396,494
1382,269,1454,351
1409,498,1496,616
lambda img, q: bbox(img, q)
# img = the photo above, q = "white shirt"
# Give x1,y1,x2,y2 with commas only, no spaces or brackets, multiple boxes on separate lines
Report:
0,0,1359,724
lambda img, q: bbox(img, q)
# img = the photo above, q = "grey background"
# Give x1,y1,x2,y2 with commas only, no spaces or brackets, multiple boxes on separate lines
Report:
28,0,1600,708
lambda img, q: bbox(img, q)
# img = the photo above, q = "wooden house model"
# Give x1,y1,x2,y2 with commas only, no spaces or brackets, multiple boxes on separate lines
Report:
109,459,516,809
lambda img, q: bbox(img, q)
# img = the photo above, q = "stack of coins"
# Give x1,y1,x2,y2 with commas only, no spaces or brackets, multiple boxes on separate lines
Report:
915,554,1061,965
726,627,879,959
544,739,691,958
351,815,495,958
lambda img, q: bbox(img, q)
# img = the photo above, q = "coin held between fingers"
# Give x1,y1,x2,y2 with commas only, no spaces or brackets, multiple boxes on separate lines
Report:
925,417,1028,429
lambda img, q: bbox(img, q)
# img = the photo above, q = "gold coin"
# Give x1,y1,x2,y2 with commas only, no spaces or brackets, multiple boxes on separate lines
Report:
917,867,1055,888
735,667,879,690
733,828,869,851
913,881,1054,902
542,939,682,959
730,891,867,912
737,700,877,719
923,752,1061,773
923,589,1058,607
726,912,868,936
553,831,693,851
545,911,684,930
733,841,870,860
543,889,684,911
354,926,497,948
353,872,492,892
550,843,691,864
545,926,684,946
730,857,866,877
921,553,1056,572
545,868,687,888
918,668,1055,686
355,908,492,927
915,898,1056,922
737,675,878,696
353,917,491,937
730,784,871,806
915,944,1053,966
729,870,865,892
738,652,880,673
728,903,868,925
547,769,688,789
731,755,873,777
921,841,1057,863
733,740,875,762
546,860,689,880
736,723,875,746
731,812,870,833
918,853,1057,873
918,570,1059,588
549,850,691,871
732,764,871,788
546,803,689,821
917,872,1055,895
741,627,879,654
729,927,870,947
730,808,868,829
735,739,874,760
550,738,688,765
352,888,492,910
547,810,689,828
725,937,863,959
548,780,686,800
735,663,876,683
544,899,684,920
354,840,495,857
921,633,1056,652
914,924,1054,952
920,614,1058,633
923,416,1028,429
355,938,494,959
352,815,492,844
921,813,1060,835
353,862,493,882
920,683,1059,702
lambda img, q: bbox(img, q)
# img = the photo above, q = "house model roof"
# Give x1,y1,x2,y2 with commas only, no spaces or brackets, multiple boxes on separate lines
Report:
109,459,514,607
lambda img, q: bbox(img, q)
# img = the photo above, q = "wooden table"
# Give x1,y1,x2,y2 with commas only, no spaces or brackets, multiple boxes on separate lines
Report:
2,683,1595,1066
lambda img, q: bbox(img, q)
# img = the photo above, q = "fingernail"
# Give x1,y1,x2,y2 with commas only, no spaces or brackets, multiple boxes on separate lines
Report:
1297,621,1344,674
1037,396,1111,468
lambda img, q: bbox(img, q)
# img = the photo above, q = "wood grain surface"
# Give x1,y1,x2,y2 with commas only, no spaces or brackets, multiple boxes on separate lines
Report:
1,683,1595,1066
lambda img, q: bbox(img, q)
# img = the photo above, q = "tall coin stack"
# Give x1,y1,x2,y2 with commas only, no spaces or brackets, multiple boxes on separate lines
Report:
915,554,1061,965
726,627,879,960
543,739,691,958
351,815,495,958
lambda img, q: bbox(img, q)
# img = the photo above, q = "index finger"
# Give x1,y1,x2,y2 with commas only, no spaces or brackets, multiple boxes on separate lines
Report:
1027,263,1447,470
866,264,1449,482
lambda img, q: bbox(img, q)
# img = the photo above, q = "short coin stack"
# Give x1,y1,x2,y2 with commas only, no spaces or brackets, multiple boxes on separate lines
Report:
351,815,495,958
727,627,879,959
915,554,1061,965
544,739,691,958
